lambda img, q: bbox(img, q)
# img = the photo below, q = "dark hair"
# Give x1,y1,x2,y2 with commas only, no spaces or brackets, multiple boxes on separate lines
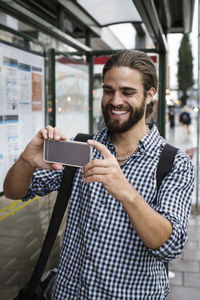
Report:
103,50,158,118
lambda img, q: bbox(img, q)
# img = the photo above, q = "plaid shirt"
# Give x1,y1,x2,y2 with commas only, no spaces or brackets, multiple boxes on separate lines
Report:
24,125,194,299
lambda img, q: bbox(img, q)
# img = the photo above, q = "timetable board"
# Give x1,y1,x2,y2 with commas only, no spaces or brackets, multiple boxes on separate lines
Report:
0,42,45,193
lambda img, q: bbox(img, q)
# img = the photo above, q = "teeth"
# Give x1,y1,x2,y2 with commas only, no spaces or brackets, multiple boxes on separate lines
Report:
112,110,127,115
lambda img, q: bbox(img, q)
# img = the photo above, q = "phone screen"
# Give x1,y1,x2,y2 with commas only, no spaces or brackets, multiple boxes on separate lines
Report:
44,139,92,167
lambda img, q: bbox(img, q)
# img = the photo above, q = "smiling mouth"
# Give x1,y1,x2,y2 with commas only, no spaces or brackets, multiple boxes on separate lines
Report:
111,110,128,115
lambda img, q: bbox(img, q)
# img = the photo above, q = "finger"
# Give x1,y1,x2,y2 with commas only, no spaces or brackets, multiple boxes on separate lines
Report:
83,165,108,179
87,140,113,159
51,163,63,171
82,158,111,173
45,126,66,141
38,128,48,140
84,173,105,184
60,135,67,141
53,127,66,140
45,125,54,139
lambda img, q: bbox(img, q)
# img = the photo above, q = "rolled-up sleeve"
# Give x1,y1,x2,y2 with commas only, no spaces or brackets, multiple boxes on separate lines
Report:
148,150,195,262
22,168,64,201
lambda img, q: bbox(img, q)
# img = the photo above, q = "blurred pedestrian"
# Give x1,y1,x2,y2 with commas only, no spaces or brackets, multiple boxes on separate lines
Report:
179,106,191,136
168,105,175,135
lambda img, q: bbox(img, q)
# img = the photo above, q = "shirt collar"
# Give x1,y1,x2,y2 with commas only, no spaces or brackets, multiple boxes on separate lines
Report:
140,124,164,155
95,124,164,156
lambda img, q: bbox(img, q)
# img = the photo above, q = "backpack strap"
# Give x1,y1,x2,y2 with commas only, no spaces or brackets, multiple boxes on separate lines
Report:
75,133,94,142
156,143,179,191
26,133,93,294
156,143,179,276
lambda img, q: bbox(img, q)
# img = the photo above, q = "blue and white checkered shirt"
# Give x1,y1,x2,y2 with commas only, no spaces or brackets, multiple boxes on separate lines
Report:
24,125,194,299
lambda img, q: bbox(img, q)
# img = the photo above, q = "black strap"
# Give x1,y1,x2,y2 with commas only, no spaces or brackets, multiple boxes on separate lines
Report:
156,143,179,276
27,133,93,292
156,143,179,191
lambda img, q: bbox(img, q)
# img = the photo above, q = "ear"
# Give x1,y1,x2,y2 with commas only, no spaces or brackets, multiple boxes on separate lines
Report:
146,87,156,105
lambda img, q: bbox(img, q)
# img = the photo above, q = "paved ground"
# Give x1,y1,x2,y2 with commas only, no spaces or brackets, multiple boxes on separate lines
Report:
165,109,200,299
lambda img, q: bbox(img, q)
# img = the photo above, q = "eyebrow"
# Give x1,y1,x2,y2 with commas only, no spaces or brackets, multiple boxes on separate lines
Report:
120,87,137,92
102,84,112,89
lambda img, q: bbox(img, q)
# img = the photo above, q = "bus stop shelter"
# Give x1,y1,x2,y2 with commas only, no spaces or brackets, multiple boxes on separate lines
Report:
0,0,195,136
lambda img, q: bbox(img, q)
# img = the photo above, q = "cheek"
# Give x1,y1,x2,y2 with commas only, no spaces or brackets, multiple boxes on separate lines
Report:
128,96,143,108
135,94,144,103
102,95,110,105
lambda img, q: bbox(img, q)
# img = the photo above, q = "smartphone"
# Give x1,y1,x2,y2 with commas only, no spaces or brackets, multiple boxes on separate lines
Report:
44,139,92,167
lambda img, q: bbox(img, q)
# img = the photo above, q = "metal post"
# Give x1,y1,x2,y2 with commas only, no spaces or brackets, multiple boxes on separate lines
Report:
49,48,56,127
196,0,200,209
58,7,64,31
158,51,166,138
86,31,94,133
88,54,94,134
86,30,91,48
44,51,48,126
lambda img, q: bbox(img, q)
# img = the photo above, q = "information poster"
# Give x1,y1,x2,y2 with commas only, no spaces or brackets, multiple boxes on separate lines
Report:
0,43,45,193
56,57,89,138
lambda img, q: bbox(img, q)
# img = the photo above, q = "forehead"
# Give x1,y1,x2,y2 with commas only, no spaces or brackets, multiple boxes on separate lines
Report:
103,66,143,88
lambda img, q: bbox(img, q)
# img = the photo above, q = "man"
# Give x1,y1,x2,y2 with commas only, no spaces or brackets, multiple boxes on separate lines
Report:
179,105,191,136
4,50,194,299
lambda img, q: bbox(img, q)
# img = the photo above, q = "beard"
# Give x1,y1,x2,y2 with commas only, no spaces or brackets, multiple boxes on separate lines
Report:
101,98,146,133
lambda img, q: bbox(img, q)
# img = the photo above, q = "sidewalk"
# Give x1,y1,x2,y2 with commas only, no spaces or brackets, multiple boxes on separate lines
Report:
167,214,200,299
165,111,200,299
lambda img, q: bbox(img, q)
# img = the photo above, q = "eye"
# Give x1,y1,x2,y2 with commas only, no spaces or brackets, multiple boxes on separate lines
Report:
123,91,134,96
103,89,113,95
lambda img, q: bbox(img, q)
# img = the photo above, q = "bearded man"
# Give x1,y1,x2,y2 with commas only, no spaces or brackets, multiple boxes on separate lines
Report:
4,50,194,299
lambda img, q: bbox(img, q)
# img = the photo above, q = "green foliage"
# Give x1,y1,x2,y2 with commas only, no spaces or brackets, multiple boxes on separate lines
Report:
177,34,194,106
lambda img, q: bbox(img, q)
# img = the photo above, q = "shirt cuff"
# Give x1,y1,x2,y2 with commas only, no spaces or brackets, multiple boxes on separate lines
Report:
148,213,187,262
21,181,37,202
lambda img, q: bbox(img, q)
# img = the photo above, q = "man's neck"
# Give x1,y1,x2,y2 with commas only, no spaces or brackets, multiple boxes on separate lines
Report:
111,121,148,151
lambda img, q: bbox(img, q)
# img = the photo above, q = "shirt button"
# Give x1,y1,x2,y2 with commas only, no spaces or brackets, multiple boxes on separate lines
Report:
81,280,85,287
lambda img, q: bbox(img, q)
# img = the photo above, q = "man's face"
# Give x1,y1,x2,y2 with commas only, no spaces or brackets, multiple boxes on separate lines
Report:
102,66,146,133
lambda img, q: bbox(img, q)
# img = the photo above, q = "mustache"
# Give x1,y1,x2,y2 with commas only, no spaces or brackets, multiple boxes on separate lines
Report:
106,103,133,111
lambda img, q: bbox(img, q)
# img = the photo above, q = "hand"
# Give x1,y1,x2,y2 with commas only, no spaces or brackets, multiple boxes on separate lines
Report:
82,140,133,202
21,125,66,170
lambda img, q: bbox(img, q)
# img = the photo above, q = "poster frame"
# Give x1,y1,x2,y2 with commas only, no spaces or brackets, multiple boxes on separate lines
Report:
0,26,46,196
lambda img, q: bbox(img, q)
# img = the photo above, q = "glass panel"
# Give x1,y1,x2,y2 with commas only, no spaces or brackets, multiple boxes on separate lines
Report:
93,56,109,133
0,192,66,300
55,55,89,138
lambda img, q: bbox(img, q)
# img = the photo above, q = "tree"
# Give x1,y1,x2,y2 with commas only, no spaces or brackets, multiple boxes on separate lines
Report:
177,34,194,106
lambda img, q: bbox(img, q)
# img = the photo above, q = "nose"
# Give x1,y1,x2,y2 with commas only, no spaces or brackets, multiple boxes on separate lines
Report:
111,91,123,106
